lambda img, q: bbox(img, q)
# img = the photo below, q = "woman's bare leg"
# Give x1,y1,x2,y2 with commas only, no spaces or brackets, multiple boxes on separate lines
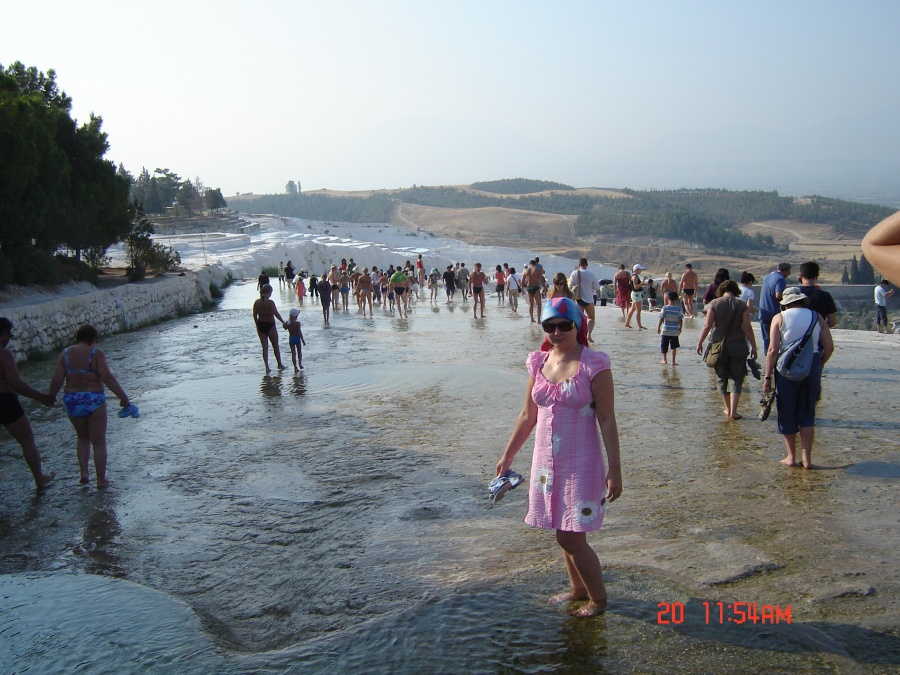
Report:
257,330,270,370
87,406,109,487
556,530,607,617
267,329,284,368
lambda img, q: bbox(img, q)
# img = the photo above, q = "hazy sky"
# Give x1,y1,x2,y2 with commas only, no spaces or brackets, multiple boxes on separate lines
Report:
4,1,900,199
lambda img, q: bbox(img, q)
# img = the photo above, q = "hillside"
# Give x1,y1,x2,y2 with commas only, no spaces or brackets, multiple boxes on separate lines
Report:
226,183,895,283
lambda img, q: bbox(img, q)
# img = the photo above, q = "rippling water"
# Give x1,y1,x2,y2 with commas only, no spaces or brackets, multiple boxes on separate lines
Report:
2,281,899,673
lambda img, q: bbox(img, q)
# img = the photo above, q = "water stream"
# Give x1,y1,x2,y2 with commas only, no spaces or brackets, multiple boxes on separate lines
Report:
2,281,898,673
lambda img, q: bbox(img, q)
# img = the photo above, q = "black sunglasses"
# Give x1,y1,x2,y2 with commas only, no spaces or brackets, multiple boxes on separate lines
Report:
542,320,576,333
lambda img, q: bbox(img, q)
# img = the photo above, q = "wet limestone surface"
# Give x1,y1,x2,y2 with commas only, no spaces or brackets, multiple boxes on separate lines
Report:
2,282,899,672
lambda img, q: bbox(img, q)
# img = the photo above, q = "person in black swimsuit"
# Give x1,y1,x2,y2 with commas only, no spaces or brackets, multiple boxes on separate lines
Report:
252,285,286,371
0,317,55,488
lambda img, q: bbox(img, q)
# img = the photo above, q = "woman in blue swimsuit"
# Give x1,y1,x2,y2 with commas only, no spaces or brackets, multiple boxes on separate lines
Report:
48,324,131,488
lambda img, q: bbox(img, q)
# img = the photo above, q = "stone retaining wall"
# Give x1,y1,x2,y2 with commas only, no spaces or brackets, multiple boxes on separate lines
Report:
1,265,231,362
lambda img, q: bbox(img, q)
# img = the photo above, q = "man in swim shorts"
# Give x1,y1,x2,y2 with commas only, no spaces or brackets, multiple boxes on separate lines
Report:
0,317,55,488
470,263,487,318
679,263,699,318
523,260,545,322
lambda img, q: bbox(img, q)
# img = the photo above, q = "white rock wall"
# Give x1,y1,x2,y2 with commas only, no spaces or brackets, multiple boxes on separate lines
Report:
2,265,232,362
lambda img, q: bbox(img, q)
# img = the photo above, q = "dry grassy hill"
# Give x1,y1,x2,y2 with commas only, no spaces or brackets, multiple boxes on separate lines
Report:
234,186,866,283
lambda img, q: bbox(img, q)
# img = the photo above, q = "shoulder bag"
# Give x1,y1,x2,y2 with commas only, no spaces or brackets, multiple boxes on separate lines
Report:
704,301,742,368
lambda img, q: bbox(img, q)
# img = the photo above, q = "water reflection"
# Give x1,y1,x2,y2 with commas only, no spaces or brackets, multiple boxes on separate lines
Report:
289,372,308,398
81,497,125,578
260,375,283,398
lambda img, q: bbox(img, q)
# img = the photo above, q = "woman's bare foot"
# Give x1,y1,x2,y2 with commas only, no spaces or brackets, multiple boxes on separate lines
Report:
572,598,607,618
730,413,743,420
548,590,589,605
623,324,632,329
779,457,797,467
723,408,730,417
36,472,56,488
660,359,668,365
671,361,677,365
96,477,110,489
80,474,90,484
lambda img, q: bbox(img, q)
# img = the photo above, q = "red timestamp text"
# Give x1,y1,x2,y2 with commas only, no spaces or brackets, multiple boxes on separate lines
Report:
656,601,792,625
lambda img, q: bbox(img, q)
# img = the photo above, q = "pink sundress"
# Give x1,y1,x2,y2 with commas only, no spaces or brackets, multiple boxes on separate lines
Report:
524,348,611,532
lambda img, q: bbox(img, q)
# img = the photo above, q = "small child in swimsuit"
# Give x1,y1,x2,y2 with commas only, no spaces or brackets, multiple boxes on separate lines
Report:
284,308,307,370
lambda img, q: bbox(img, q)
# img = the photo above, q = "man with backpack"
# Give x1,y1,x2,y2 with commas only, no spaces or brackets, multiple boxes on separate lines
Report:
763,287,834,469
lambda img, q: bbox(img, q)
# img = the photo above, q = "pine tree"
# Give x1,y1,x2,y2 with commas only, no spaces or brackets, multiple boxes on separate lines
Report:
841,265,850,284
850,255,860,284
859,254,875,285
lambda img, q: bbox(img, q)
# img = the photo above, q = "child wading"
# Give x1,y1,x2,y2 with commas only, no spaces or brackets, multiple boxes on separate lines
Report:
284,308,307,370
657,291,684,365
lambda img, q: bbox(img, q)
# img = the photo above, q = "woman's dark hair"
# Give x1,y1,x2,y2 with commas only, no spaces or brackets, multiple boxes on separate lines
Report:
713,268,730,285
0,317,12,334
740,271,756,285
76,324,99,344
715,280,741,297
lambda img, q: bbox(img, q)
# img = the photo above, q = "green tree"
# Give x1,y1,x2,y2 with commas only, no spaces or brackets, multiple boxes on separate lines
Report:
850,255,860,284
125,202,180,280
858,254,875,285
286,180,298,195
0,61,130,283
204,188,227,212
841,265,850,284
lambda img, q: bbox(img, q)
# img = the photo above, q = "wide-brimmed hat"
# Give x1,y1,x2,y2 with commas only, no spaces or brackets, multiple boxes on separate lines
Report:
780,287,808,306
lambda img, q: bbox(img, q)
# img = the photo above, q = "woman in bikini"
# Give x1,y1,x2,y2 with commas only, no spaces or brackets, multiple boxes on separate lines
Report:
48,324,132,488
253,284,286,371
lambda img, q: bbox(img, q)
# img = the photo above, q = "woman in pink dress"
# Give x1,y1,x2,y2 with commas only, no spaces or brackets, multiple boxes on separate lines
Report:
496,297,623,618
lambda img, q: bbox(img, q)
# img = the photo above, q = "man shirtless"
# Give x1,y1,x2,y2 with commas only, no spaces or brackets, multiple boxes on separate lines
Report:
0,317,55,488
469,263,487,318
679,263,699,318
523,260,546,323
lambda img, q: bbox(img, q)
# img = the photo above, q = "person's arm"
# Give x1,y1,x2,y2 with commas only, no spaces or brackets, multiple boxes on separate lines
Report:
818,317,834,366
696,310,715,353
272,304,285,324
763,315,784,392
657,313,664,333
741,308,758,360
47,353,67,401
94,350,130,408
496,376,538,476
862,211,900,281
1,350,53,405
591,369,622,502
299,327,306,345
826,312,836,328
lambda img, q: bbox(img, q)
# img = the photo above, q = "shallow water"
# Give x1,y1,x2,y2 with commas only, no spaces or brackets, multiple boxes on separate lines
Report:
2,282,899,673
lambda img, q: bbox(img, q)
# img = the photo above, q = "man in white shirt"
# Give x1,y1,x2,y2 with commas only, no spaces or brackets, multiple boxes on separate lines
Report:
875,280,895,333
569,258,600,342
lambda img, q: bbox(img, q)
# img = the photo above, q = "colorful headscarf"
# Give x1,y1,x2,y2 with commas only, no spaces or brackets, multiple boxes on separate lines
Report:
540,297,590,350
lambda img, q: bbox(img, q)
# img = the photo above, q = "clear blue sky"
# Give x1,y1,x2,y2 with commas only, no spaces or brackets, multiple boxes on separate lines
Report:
4,0,900,199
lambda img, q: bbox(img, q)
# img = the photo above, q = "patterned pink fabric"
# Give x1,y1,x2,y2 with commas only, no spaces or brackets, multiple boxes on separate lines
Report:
524,348,610,532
